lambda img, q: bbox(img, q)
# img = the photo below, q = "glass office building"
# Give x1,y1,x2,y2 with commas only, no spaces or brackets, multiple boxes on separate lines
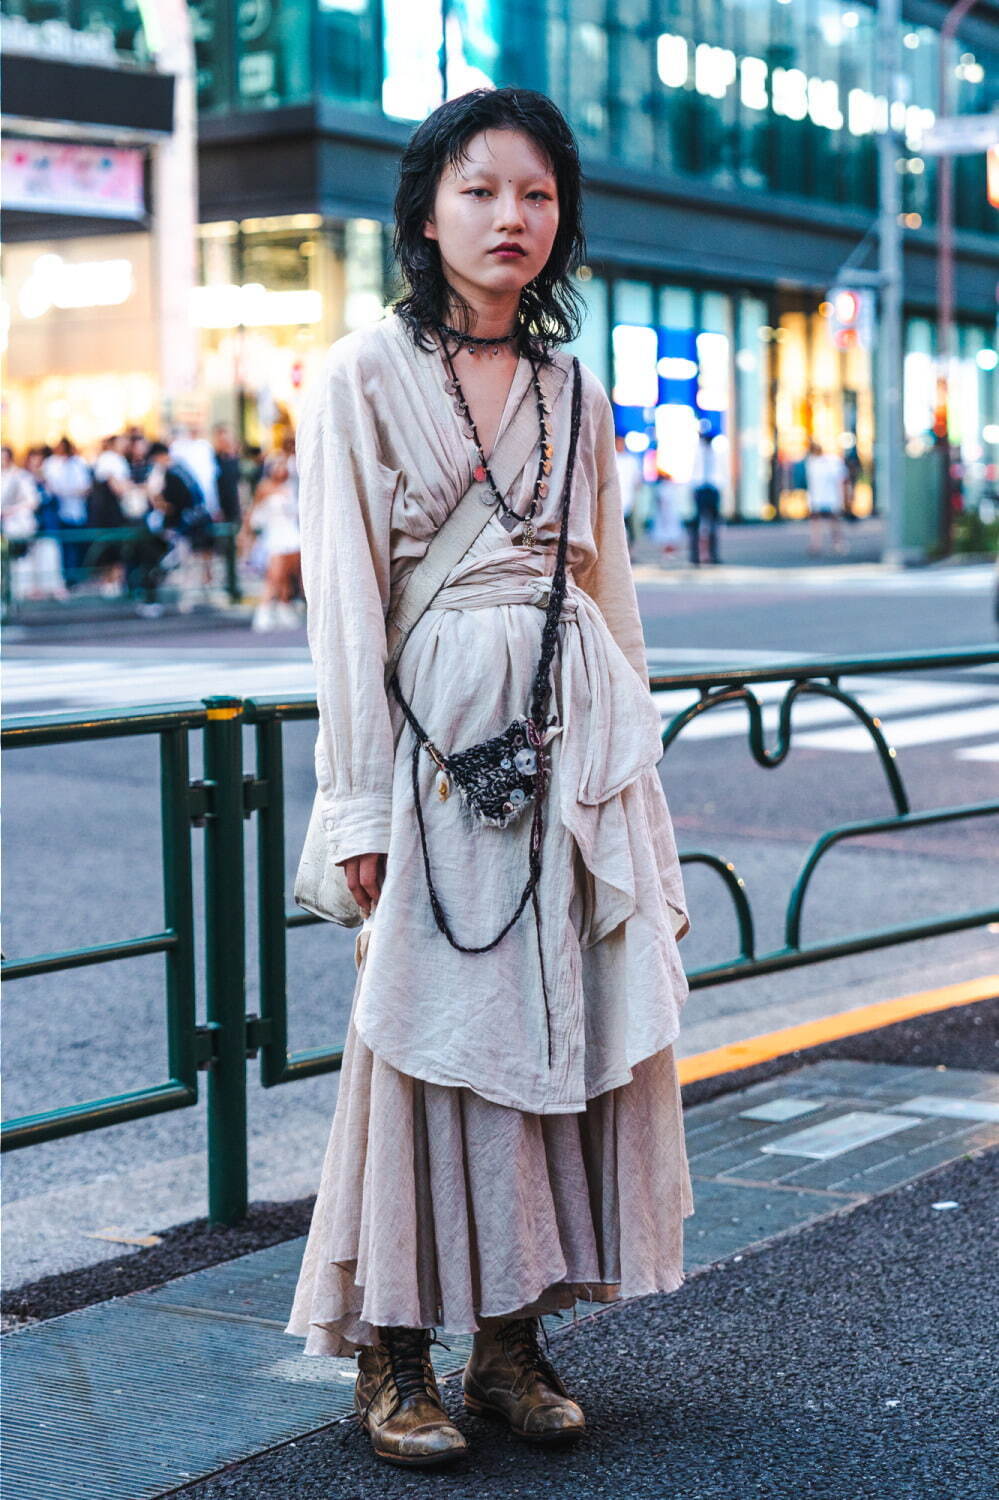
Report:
3,0,996,510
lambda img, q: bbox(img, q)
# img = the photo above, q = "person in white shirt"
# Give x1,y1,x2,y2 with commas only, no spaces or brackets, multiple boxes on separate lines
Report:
805,440,848,556
688,420,723,565
42,437,92,586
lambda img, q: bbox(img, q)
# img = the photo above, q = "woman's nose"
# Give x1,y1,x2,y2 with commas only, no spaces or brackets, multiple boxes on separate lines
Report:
493,192,526,232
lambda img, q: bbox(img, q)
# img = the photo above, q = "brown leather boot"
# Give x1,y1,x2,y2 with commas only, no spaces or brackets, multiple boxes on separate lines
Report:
463,1316,586,1442
354,1326,468,1467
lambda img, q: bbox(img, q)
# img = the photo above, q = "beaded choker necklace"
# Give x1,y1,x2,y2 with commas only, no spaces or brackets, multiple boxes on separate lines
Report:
439,337,552,550
436,322,519,357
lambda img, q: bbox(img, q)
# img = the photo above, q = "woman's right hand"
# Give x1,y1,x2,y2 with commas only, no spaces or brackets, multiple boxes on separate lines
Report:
339,852,386,918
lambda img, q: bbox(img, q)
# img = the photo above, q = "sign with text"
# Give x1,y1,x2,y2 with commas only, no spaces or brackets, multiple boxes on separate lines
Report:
1,141,145,219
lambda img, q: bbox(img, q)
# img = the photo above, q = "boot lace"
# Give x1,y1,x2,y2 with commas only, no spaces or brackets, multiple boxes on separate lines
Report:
495,1317,565,1395
357,1327,451,1424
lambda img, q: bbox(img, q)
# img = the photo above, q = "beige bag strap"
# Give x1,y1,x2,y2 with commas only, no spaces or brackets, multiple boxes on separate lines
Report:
383,355,570,682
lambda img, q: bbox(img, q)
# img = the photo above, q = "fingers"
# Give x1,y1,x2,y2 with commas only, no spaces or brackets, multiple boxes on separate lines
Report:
341,853,385,918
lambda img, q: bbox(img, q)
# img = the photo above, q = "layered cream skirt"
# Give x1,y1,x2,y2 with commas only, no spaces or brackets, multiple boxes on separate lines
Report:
285,1013,692,1357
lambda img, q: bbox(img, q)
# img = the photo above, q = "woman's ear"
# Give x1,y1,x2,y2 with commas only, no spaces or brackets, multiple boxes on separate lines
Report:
423,216,438,243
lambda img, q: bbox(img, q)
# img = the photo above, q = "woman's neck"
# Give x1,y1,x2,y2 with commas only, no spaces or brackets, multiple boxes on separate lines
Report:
444,290,520,342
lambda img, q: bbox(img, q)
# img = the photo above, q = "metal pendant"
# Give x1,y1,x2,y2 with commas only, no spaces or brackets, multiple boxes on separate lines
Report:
499,511,520,531
521,521,536,549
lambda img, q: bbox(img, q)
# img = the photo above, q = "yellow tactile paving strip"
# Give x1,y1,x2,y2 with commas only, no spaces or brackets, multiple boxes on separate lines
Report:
677,975,999,1085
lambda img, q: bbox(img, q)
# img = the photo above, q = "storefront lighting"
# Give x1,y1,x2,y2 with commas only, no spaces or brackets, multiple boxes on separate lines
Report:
695,43,737,100
842,11,859,28
624,431,650,454
612,324,659,408
740,57,768,111
983,425,999,445
191,283,323,328
908,158,925,174
657,355,698,381
735,350,757,372
903,33,920,50
18,254,134,319
818,301,833,318
772,68,809,122
656,34,688,89
975,350,998,372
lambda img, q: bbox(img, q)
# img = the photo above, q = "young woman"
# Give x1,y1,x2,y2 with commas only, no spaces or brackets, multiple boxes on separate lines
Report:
286,87,692,1469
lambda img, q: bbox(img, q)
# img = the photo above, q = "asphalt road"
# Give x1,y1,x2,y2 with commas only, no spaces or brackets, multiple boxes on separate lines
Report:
3,565,997,1289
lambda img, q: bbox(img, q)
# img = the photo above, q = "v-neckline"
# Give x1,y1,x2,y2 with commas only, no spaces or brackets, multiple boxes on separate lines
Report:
432,333,533,463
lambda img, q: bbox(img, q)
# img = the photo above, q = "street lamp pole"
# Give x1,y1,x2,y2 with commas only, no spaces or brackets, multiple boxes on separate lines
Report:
936,0,981,557
877,0,906,564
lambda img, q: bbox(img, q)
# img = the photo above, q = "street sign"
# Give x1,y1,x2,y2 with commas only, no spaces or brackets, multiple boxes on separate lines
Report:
918,114,999,156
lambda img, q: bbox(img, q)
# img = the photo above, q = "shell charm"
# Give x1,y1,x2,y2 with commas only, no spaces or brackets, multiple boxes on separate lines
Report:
437,772,451,802
514,748,537,776
473,465,487,483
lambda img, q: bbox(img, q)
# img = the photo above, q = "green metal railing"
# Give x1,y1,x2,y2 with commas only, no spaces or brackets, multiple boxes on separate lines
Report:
0,523,241,618
2,648,997,1223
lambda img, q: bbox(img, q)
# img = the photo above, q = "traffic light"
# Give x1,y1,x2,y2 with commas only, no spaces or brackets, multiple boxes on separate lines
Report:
826,287,871,351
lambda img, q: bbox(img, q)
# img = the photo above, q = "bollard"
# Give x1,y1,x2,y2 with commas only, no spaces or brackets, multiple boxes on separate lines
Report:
202,696,248,1223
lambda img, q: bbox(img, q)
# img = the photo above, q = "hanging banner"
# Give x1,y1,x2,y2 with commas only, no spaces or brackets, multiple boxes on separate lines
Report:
1,141,145,219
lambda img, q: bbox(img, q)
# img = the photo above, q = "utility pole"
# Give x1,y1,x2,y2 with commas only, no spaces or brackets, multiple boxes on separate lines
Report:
935,0,982,557
877,0,906,564
149,0,200,428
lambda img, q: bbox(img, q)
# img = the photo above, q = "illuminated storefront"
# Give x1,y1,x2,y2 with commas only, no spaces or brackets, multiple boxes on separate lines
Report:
571,270,995,521
3,234,160,450
194,215,389,447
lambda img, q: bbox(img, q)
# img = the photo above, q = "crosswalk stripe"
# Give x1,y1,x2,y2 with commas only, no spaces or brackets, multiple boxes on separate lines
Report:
795,704,999,753
955,742,999,763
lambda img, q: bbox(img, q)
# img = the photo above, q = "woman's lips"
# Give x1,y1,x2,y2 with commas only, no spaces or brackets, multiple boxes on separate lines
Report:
489,247,527,259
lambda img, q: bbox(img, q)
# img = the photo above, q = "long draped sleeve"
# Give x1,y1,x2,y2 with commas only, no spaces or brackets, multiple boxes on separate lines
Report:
574,377,651,690
297,339,398,862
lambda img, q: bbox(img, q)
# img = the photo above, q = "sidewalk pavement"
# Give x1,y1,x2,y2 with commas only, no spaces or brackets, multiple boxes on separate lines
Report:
4,994,997,1500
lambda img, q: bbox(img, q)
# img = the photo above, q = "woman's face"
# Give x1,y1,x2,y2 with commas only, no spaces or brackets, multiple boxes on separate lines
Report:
424,129,559,309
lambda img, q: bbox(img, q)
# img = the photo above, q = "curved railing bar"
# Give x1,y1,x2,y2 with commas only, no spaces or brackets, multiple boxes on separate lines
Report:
660,675,909,814
785,800,999,949
678,851,756,962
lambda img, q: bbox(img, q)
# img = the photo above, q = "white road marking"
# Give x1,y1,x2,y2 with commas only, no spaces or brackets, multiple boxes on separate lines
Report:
955,742,999,763
793,703,999,753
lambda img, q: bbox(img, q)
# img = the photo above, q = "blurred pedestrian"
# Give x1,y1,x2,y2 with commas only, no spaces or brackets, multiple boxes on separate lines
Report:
614,435,641,552
242,453,301,631
89,435,132,595
22,448,68,598
2,446,40,602
212,424,244,526
805,440,848,556
42,437,91,586
688,419,722,565
171,423,220,594
651,471,685,560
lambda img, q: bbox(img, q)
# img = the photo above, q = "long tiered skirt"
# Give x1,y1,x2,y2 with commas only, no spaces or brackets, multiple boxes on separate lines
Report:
285,1013,693,1358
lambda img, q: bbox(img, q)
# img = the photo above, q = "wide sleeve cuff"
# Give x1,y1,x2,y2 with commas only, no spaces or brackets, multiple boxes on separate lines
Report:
322,792,393,863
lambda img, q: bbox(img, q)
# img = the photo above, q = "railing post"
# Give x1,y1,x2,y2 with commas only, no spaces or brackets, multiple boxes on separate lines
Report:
202,695,248,1223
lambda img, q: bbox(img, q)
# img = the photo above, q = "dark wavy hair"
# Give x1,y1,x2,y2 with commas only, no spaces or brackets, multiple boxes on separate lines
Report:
393,88,586,363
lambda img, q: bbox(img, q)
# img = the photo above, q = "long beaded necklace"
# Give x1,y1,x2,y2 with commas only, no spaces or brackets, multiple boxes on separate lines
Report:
438,332,553,550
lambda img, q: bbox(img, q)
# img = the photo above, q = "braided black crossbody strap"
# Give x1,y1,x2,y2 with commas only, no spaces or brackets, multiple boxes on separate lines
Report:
388,358,582,1064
